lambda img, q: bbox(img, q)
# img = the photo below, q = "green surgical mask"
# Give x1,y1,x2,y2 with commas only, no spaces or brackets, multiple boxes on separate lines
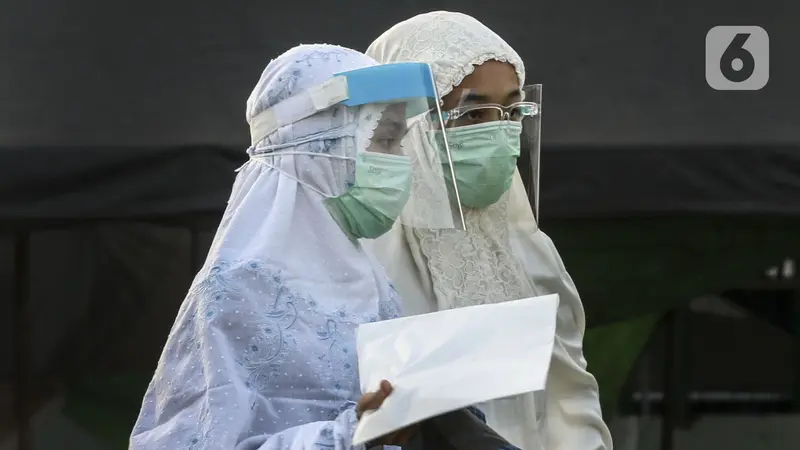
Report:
435,121,522,209
325,151,412,240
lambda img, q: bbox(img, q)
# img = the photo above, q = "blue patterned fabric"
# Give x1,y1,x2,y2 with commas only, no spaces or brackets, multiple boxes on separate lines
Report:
130,45,403,450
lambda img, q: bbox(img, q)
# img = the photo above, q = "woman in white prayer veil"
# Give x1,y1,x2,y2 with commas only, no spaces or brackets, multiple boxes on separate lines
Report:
128,44,437,449
365,11,614,450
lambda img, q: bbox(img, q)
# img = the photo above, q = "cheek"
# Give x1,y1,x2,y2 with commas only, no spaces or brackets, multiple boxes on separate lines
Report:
365,140,404,156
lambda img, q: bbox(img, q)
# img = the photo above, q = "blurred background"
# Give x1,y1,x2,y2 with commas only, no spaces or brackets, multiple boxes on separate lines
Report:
1,0,798,449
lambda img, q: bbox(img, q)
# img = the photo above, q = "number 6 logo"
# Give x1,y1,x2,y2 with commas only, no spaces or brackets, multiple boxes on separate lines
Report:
706,26,769,91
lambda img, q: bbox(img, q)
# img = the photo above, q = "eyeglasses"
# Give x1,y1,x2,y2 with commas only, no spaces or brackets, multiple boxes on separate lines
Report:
442,101,539,127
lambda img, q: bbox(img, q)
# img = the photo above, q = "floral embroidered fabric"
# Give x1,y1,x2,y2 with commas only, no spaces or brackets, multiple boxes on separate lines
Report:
130,44,403,450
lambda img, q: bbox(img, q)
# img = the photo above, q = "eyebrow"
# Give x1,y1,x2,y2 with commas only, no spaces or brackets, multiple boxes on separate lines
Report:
461,88,524,105
461,92,490,104
505,89,523,102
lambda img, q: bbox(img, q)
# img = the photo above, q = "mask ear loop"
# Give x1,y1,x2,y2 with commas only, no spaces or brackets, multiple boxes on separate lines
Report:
249,122,358,155
246,120,360,197
249,151,354,199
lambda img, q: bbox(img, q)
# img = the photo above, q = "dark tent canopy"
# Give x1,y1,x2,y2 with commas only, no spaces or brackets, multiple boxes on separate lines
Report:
1,0,799,220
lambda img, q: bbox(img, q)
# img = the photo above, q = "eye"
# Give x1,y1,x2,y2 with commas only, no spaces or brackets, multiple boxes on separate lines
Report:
510,104,537,121
450,107,498,126
509,107,524,121
465,109,487,121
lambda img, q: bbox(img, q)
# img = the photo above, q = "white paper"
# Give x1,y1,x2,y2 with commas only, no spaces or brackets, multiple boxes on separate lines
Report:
352,293,559,445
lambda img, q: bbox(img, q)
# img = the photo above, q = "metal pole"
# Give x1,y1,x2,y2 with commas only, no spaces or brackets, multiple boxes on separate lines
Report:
792,287,800,411
659,309,676,450
660,308,691,450
12,231,32,450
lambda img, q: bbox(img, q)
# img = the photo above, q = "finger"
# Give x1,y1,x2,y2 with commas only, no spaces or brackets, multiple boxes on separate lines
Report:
379,380,393,396
368,379,393,406
356,381,392,416
356,392,381,417
365,386,390,410
355,393,372,415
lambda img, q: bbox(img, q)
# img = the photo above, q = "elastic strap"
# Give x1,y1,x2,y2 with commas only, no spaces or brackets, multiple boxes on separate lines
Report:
249,151,356,199
248,76,350,144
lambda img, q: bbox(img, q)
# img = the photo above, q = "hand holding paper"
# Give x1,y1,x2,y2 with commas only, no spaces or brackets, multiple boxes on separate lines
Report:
352,294,560,446
355,380,419,446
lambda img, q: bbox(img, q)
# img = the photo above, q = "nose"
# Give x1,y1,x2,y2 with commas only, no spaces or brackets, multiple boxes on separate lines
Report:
479,108,504,123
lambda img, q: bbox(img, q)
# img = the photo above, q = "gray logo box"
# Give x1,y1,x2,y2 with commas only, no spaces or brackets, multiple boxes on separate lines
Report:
706,26,769,90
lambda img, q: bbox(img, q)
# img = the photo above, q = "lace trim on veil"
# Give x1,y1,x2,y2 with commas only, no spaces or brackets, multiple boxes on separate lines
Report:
413,193,536,311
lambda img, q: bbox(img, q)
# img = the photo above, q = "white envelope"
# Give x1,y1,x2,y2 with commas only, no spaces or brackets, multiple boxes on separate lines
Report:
352,293,559,446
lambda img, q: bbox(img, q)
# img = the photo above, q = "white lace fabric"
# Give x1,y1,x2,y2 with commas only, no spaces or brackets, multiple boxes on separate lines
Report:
414,192,535,310
366,11,525,100
365,11,613,450
368,11,533,312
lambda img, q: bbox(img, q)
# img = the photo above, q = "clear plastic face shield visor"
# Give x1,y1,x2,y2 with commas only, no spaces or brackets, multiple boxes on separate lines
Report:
441,84,541,226
248,62,465,231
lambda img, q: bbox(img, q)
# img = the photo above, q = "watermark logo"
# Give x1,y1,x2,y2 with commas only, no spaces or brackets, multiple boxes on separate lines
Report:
705,26,769,90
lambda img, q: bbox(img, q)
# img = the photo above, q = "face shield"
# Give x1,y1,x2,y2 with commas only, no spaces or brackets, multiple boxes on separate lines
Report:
247,62,465,236
439,84,541,223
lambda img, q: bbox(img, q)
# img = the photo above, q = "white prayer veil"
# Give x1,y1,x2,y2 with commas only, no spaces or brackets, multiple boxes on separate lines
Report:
365,11,613,450
130,44,404,450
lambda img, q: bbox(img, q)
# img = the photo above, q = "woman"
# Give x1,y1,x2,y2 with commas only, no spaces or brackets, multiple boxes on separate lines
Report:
128,43,431,449
365,11,613,450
